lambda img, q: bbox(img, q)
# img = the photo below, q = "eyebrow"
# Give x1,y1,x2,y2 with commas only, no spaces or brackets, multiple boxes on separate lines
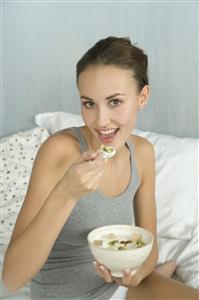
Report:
80,93,126,101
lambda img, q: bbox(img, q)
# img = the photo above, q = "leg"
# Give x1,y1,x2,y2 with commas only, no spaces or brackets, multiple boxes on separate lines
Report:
155,260,177,278
126,271,198,300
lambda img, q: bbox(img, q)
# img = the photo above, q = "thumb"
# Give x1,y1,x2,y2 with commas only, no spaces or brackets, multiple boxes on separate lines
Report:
75,151,98,163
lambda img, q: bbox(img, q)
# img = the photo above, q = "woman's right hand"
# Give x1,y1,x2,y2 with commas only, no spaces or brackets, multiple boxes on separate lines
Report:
60,151,106,200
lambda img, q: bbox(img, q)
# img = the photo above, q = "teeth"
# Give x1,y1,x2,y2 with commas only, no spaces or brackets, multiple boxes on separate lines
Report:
98,129,116,135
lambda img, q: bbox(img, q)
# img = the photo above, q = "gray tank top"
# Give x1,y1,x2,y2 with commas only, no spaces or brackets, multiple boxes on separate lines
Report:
31,127,141,300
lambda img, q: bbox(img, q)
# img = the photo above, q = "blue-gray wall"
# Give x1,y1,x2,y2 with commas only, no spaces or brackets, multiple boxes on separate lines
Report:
1,1,198,138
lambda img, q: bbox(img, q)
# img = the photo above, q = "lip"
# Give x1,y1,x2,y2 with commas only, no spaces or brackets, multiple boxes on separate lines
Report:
97,128,118,131
96,128,119,144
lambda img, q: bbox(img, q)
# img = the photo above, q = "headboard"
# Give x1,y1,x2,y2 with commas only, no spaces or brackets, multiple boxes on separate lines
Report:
2,1,198,138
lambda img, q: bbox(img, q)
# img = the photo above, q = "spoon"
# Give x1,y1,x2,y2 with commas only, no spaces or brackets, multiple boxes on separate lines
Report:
99,145,116,160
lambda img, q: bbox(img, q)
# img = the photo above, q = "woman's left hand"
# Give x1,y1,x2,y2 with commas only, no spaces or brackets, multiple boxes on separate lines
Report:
93,261,142,287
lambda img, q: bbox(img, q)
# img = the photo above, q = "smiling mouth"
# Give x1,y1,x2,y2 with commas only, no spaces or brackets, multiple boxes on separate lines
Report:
97,128,119,136
96,128,119,144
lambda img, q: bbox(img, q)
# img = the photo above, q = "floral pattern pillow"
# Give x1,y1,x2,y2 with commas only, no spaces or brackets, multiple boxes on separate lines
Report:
0,127,49,248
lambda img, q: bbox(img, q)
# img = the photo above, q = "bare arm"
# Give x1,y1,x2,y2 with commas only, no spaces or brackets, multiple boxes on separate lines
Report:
132,138,158,284
2,132,105,292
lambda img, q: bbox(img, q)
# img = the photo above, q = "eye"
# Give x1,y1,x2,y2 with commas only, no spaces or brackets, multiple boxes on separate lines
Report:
110,99,122,107
83,101,95,109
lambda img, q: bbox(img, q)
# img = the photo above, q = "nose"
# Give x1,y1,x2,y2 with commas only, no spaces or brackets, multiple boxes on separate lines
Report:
95,106,110,128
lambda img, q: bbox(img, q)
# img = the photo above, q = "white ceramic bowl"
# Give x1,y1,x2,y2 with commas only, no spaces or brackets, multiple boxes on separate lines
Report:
87,224,154,277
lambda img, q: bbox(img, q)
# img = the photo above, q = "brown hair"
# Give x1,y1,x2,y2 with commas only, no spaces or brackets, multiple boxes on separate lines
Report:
76,36,149,92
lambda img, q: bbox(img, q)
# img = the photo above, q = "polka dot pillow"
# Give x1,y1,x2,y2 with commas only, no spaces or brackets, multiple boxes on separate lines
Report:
0,127,49,248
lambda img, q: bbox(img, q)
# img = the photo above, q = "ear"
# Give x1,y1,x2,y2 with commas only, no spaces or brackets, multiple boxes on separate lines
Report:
137,85,150,110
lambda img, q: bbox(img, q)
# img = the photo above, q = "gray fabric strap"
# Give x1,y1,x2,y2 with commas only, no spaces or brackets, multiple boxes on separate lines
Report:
72,127,88,152
126,140,141,189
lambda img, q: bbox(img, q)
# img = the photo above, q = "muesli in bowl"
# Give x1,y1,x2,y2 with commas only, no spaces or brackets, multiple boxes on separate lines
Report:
87,224,153,277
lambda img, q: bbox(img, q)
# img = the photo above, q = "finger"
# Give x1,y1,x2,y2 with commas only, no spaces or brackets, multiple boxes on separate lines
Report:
97,264,113,283
85,169,105,190
89,153,107,166
89,167,104,180
93,261,104,278
76,160,105,179
76,153,106,175
123,269,141,287
94,261,113,282
122,268,132,285
76,151,98,163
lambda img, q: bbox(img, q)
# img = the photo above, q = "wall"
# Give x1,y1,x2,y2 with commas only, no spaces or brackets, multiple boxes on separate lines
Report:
1,1,198,137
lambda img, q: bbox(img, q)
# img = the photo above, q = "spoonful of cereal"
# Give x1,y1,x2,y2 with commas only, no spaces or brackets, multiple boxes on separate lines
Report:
99,145,116,160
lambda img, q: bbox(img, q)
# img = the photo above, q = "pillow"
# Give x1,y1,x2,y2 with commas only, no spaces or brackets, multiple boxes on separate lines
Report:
133,129,198,241
0,127,50,248
35,112,198,242
157,235,199,288
35,112,84,134
175,226,199,288
1,127,50,300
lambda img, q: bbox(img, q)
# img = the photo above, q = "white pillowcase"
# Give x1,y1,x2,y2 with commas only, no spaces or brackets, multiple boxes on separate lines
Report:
35,112,198,241
35,111,85,133
133,129,198,241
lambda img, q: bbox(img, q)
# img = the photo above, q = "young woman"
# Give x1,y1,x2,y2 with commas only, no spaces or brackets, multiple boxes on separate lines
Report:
3,36,198,299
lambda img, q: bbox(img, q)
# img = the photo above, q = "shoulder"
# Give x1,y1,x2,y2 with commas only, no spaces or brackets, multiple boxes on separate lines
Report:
130,134,155,158
129,134,155,181
35,128,80,169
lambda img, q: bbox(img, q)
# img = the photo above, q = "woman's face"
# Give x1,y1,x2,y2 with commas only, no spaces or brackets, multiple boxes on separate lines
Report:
77,65,148,150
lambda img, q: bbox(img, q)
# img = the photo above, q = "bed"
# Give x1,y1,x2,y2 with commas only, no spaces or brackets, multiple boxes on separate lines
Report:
1,112,198,299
